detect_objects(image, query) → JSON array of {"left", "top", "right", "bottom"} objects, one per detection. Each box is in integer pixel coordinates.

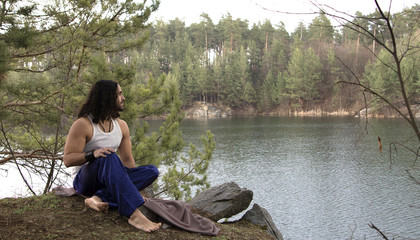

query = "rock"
[
  {"left": 139, "top": 204, "right": 158, "bottom": 222},
  {"left": 140, "top": 205, "right": 171, "bottom": 229},
  {"left": 241, "top": 204, "right": 283, "bottom": 240},
  {"left": 188, "top": 182, "right": 253, "bottom": 222},
  {"left": 357, "top": 108, "right": 371, "bottom": 118},
  {"left": 184, "top": 102, "right": 232, "bottom": 119}
]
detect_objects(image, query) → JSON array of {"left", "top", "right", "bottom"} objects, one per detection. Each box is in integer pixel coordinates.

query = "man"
[{"left": 63, "top": 80, "right": 161, "bottom": 232}]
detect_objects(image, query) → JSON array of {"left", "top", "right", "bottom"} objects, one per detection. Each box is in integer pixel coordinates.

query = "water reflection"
[{"left": 178, "top": 117, "right": 420, "bottom": 240}]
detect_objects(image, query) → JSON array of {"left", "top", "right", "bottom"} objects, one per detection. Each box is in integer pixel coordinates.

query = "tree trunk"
[
  {"left": 265, "top": 33, "right": 268, "bottom": 51},
  {"left": 230, "top": 32, "right": 233, "bottom": 52},
  {"left": 372, "top": 26, "right": 376, "bottom": 61},
  {"left": 356, "top": 32, "right": 360, "bottom": 71}
]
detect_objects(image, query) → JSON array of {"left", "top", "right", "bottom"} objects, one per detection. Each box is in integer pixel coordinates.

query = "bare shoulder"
[
  {"left": 116, "top": 118, "right": 129, "bottom": 134},
  {"left": 71, "top": 117, "right": 91, "bottom": 131},
  {"left": 64, "top": 117, "right": 91, "bottom": 154},
  {"left": 67, "top": 117, "right": 92, "bottom": 140}
]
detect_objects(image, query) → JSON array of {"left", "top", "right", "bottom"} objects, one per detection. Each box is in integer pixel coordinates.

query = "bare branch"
[
  {"left": 12, "top": 64, "right": 58, "bottom": 73},
  {"left": 251, "top": 0, "right": 320, "bottom": 17},
  {"left": 308, "top": 1, "right": 397, "bottom": 56},
  {"left": 406, "top": 169, "right": 420, "bottom": 186},
  {"left": 337, "top": 79, "right": 411, "bottom": 121},
  {"left": 0, "top": 150, "right": 63, "bottom": 165},
  {"left": 389, "top": 140, "right": 420, "bottom": 167},
  {"left": 369, "top": 222, "right": 390, "bottom": 240}
]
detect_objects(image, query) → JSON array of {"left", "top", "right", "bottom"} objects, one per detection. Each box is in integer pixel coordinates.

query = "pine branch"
[
  {"left": 3, "top": 89, "right": 61, "bottom": 109},
  {"left": 0, "top": 150, "right": 63, "bottom": 165}
]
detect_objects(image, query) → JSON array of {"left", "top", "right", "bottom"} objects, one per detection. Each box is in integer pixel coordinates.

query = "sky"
[{"left": 150, "top": 0, "right": 418, "bottom": 33}]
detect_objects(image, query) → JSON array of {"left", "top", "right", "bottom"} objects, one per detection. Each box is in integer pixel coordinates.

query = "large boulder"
[
  {"left": 188, "top": 182, "right": 253, "bottom": 222},
  {"left": 241, "top": 204, "right": 283, "bottom": 240},
  {"left": 184, "top": 102, "right": 232, "bottom": 119}
]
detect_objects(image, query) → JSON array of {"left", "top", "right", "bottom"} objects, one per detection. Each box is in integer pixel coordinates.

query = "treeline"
[{"left": 114, "top": 7, "right": 419, "bottom": 114}]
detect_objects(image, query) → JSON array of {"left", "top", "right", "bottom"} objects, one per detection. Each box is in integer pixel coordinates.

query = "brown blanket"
[
  {"left": 143, "top": 198, "right": 219, "bottom": 236},
  {"left": 52, "top": 186, "right": 219, "bottom": 236}
]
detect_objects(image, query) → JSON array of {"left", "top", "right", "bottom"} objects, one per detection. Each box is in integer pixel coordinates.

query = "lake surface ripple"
[{"left": 178, "top": 117, "right": 420, "bottom": 240}]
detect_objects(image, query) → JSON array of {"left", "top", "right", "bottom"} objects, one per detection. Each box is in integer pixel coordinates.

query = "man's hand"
[{"left": 94, "top": 148, "right": 115, "bottom": 158}]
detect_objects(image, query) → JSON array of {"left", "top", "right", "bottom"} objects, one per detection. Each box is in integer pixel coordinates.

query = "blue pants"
[{"left": 73, "top": 153, "right": 159, "bottom": 217}]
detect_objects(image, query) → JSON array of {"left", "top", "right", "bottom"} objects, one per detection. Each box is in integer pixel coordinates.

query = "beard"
[{"left": 116, "top": 100, "right": 124, "bottom": 111}]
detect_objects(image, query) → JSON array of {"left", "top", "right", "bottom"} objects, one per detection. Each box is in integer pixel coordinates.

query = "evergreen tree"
[
  {"left": 285, "top": 47, "right": 322, "bottom": 108},
  {"left": 238, "top": 46, "right": 256, "bottom": 105},
  {"left": 1, "top": 0, "right": 161, "bottom": 195},
  {"left": 179, "top": 41, "right": 197, "bottom": 104},
  {"left": 259, "top": 69, "right": 276, "bottom": 110},
  {"left": 1, "top": 0, "right": 215, "bottom": 200},
  {"left": 307, "top": 13, "right": 334, "bottom": 43},
  {"left": 291, "top": 22, "right": 308, "bottom": 43},
  {"left": 212, "top": 53, "right": 224, "bottom": 104},
  {"left": 363, "top": 48, "right": 420, "bottom": 111}
]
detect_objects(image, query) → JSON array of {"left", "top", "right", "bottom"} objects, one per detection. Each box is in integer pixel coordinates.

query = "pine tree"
[
  {"left": 1, "top": 0, "right": 215, "bottom": 200},
  {"left": 285, "top": 47, "right": 322, "bottom": 109}
]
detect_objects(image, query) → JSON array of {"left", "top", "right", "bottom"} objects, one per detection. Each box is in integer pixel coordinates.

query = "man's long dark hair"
[{"left": 78, "top": 80, "right": 120, "bottom": 123}]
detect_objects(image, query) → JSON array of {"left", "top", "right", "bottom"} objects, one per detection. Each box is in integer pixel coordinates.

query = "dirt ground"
[{"left": 0, "top": 193, "right": 274, "bottom": 240}]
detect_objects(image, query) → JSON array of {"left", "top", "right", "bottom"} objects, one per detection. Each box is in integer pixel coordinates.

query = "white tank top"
[
  {"left": 83, "top": 116, "right": 123, "bottom": 152},
  {"left": 69, "top": 116, "right": 123, "bottom": 180}
]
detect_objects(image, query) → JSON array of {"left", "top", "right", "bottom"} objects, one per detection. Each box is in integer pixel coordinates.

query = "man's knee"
[
  {"left": 98, "top": 152, "right": 121, "bottom": 164},
  {"left": 149, "top": 165, "right": 159, "bottom": 179},
  {"left": 95, "top": 152, "right": 126, "bottom": 174},
  {"left": 104, "top": 152, "right": 118, "bottom": 159}
]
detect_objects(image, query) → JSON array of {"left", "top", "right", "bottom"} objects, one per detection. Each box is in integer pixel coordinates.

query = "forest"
[
  {"left": 117, "top": 5, "right": 420, "bottom": 116},
  {"left": 0, "top": 0, "right": 419, "bottom": 200}
]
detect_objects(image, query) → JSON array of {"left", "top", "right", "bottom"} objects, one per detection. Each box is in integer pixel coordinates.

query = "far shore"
[{"left": 180, "top": 102, "right": 420, "bottom": 119}]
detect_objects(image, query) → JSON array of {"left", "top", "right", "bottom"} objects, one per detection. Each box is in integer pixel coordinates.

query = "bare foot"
[
  {"left": 85, "top": 196, "right": 109, "bottom": 213},
  {"left": 128, "top": 209, "right": 161, "bottom": 232}
]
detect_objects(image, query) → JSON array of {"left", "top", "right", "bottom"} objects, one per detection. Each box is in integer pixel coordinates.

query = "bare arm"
[
  {"left": 117, "top": 119, "right": 136, "bottom": 169},
  {"left": 63, "top": 117, "right": 114, "bottom": 167}
]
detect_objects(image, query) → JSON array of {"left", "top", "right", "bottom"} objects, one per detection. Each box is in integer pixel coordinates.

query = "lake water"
[
  {"left": 1, "top": 116, "right": 420, "bottom": 239},
  {"left": 177, "top": 117, "right": 420, "bottom": 240}
]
